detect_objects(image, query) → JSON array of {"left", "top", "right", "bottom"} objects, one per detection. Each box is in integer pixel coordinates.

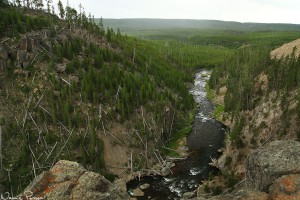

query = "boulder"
[
  {"left": 161, "top": 167, "right": 171, "bottom": 176},
  {"left": 49, "top": 160, "right": 86, "bottom": 183},
  {"left": 71, "top": 172, "right": 111, "bottom": 200},
  {"left": 246, "top": 140, "right": 300, "bottom": 191},
  {"left": 55, "top": 64, "right": 66, "bottom": 73},
  {"left": 139, "top": 183, "right": 150, "bottom": 190},
  {"left": 109, "top": 179, "right": 130, "bottom": 200},
  {"left": 20, "top": 160, "right": 130, "bottom": 200},
  {"left": 183, "top": 191, "right": 196, "bottom": 199},
  {"left": 69, "top": 75, "right": 79, "bottom": 83},
  {"left": 132, "top": 187, "right": 144, "bottom": 197},
  {"left": 269, "top": 174, "right": 300, "bottom": 200}
]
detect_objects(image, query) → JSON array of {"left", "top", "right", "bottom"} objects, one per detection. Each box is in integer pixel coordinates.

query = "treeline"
[{"left": 0, "top": 0, "right": 107, "bottom": 38}]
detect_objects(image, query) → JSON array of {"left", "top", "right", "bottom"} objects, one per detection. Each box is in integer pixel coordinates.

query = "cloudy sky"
[{"left": 54, "top": 0, "right": 300, "bottom": 24}]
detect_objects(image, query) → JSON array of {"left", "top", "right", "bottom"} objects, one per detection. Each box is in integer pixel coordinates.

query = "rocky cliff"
[
  {"left": 195, "top": 39, "right": 300, "bottom": 200},
  {"left": 195, "top": 140, "right": 300, "bottom": 200}
]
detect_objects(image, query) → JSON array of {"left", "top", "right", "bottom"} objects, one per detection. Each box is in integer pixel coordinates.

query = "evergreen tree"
[
  {"left": 16, "top": 0, "right": 21, "bottom": 7},
  {"left": 46, "top": 0, "right": 52, "bottom": 13},
  {"left": 98, "top": 17, "right": 105, "bottom": 36},
  {"left": 57, "top": 0, "right": 65, "bottom": 19}
]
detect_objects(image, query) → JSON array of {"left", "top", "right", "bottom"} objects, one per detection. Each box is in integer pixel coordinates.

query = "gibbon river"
[{"left": 127, "top": 70, "right": 227, "bottom": 199}]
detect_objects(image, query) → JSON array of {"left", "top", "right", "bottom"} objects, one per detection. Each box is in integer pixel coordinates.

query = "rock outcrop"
[
  {"left": 19, "top": 160, "right": 130, "bottom": 200},
  {"left": 246, "top": 140, "right": 300, "bottom": 191}
]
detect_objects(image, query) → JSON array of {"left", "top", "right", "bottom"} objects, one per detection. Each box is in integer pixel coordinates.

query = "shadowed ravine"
[{"left": 127, "top": 70, "right": 226, "bottom": 199}]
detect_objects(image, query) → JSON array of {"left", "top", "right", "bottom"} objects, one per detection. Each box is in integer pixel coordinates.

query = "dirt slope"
[{"left": 270, "top": 38, "right": 300, "bottom": 59}]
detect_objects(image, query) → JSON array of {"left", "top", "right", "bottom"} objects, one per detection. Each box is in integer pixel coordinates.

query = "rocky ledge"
[
  {"left": 194, "top": 140, "right": 300, "bottom": 200},
  {"left": 246, "top": 140, "right": 300, "bottom": 191},
  {"left": 19, "top": 160, "right": 130, "bottom": 200}
]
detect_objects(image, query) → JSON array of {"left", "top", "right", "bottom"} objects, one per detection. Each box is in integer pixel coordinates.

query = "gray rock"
[
  {"left": 55, "top": 64, "right": 66, "bottom": 73},
  {"left": 139, "top": 183, "right": 150, "bottom": 190},
  {"left": 71, "top": 172, "right": 111, "bottom": 200},
  {"left": 161, "top": 167, "right": 171, "bottom": 176},
  {"left": 109, "top": 179, "right": 130, "bottom": 200},
  {"left": 217, "top": 154, "right": 226, "bottom": 171},
  {"left": 49, "top": 160, "right": 86, "bottom": 183},
  {"left": 132, "top": 187, "right": 144, "bottom": 197},
  {"left": 69, "top": 75, "right": 79, "bottom": 83},
  {"left": 167, "top": 162, "right": 176, "bottom": 168},
  {"left": 246, "top": 140, "right": 300, "bottom": 191},
  {"left": 182, "top": 191, "right": 196, "bottom": 199}
]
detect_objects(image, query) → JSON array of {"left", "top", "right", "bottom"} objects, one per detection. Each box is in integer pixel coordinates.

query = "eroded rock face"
[
  {"left": 246, "top": 140, "right": 300, "bottom": 191},
  {"left": 20, "top": 160, "right": 130, "bottom": 200}
]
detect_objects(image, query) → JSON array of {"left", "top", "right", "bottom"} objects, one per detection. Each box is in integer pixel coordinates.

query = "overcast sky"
[{"left": 54, "top": 0, "right": 300, "bottom": 24}]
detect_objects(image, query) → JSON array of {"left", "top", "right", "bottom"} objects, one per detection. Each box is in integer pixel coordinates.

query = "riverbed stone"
[
  {"left": 132, "top": 187, "right": 144, "bottom": 197},
  {"left": 140, "top": 183, "right": 150, "bottom": 190},
  {"left": 161, "top": 167, "right": 171, "bottom": 176},
  {"left": 182, "top": 191, "right": 196, "bottom": 198},
  {"left": 246, "top": 140, "right": 300, "bottom": 191}
]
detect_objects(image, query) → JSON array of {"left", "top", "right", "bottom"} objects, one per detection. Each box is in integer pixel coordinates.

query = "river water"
[{"left": 127, "top": 70, "right": 226, "bottom": 199}]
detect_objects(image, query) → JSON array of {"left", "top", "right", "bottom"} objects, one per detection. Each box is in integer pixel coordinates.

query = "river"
[{"left": 127, "top": 70, "right": 226, "bottom": 199}]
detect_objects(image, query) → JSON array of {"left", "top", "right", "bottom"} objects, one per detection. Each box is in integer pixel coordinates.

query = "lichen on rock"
[{"left": 246, "top": 140, "right": 300, "bottom": 191}]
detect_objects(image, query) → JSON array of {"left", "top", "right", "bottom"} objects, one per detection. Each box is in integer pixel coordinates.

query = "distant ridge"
[{"left": 100, "top": 18, "right": 300, "bottom": 32}]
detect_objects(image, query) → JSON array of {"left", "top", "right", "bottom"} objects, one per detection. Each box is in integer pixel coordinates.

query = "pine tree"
[
  {"left": 57, "top": 0, "right": 65, "bottom": 19},
  {"left": 98, "top": 17, "right": 105, "bottom": 36},
  {"left": 46, "top": 0, "right": 52, "bottom": 13},
  {"left": 16, "top": 0, "right": 21, "bottom": 7}
]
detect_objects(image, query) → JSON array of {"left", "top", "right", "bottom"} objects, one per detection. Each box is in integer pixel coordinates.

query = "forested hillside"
[
  {"left": 203, "top": 37, "right": 300, "bottom": 194},
  {"left": 0, "top": 1, "right": 197, "bottom": 195}
]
